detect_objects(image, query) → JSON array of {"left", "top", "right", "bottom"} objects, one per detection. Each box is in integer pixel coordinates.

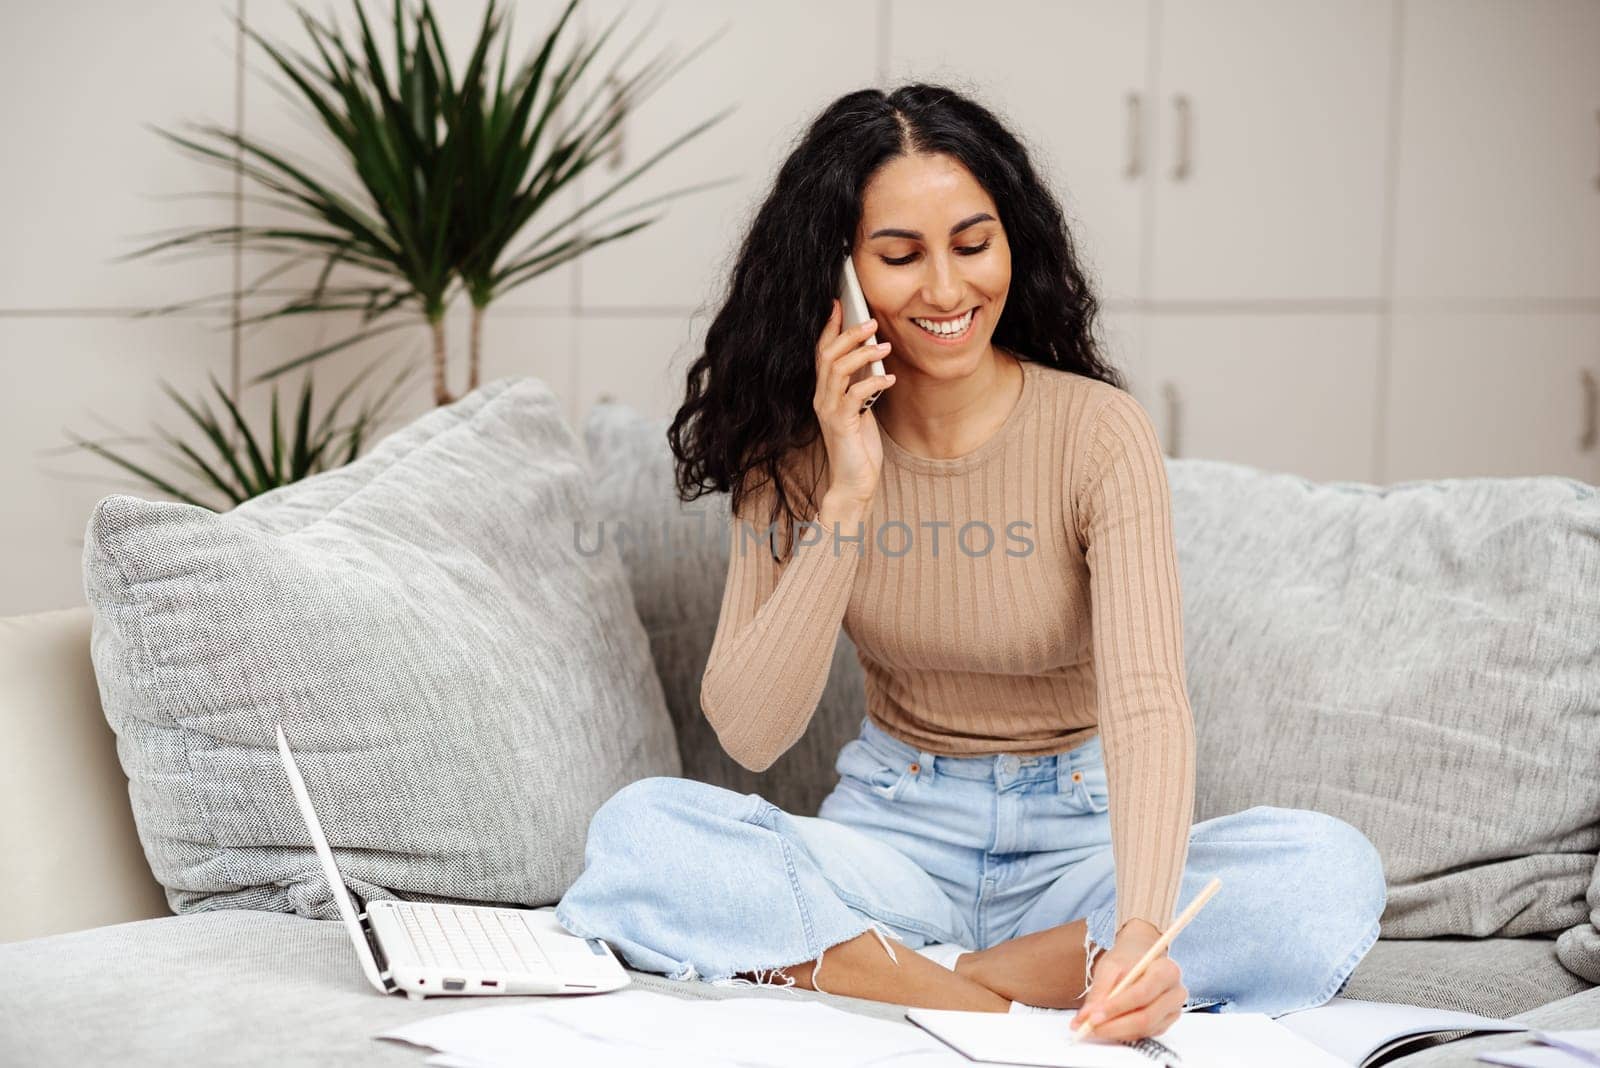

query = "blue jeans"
[{"left": 555, "top": 715, "right": 1386, "bottom": 1017}]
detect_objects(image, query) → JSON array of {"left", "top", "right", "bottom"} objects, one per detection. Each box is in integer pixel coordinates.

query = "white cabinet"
[
  {"left": 1384, "top": 313, "right": 1600, "bottom": 481},
  {"left": 1137, "top": 314, "right": 1384, "bottom": 481},
  {"left": 887, "top": 0, "right": 1396, "bottom": 305},
  {"left": 1098, "top": 310, "right": 1149, "bottom": 399},
  {"left": 1147, "top": 0, "right": 1394, "bottom": 302},
  {"left": 1392, "top": 0, "right": 1600, "bottom": 302},
  {"left": 885, "top": 0, "right": 1151, "bottom": 303},
  {"left": 575, "top": 0, "right": 877, "bottom": 310}
]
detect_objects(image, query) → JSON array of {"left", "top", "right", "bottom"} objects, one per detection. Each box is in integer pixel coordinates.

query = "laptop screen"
[{"left": 275, "top": 724, "right": 390, "bottom": 994}]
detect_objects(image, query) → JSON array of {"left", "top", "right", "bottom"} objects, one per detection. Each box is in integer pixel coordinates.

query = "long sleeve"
[
  {"left": 1074, "top": 390, "right": 1198, "bottom": 935},
  {"left": 699, "top": 472, "right": 863, "bottom": 772}
]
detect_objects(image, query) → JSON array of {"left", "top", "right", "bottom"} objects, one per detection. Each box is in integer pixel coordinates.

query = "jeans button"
[{"left": 999, "top": 756, "right": 1019, "bottom": 775}]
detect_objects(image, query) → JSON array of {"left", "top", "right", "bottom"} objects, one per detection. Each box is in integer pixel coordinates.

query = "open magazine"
[{"left": 1276, "top": 997, "right": 1531, "bottom": 1067}]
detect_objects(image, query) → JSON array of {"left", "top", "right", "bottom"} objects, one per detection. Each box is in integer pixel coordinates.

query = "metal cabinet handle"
[
  {"left": 1581, "top": 368, "right": 1597, "bottom": 452},
  {"left": 1593, "top": 110, "right": 1600, "bottom": 192},
  {"left": 1125, "top": 92, "right": 1143, "bottom": 179},
  {"left": 1171, "top": 94, "right": 1192, "bottom": 181},
  {"left": 1162, "top": 382, "right": 1182, "bottom": 458}
]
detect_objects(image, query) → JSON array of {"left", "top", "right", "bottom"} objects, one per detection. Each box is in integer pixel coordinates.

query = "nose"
[{"left": 920, "top": 252, "right": 966, "bottom": 313}]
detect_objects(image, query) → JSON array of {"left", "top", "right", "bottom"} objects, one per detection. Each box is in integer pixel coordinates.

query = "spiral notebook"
[{"left": 905, "top": 1006, "right": 1350, "bottom": 1067}]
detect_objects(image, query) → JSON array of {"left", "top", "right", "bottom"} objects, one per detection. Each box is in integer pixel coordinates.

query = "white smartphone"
[{"left": 838, "top": 252, "right": 887, "bottom": 410}]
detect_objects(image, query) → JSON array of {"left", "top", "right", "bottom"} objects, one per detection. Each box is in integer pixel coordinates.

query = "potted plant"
[
  {"left": 124, "top": 0, "right": 732, "bottom": 406},
  {"left": 64, "top": 360, "right": 417, "bottom": 509}
]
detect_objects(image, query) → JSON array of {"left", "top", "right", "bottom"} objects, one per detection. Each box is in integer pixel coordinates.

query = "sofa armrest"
[{"left": 0, "top": 607, "right": 168, "bottom": 941}]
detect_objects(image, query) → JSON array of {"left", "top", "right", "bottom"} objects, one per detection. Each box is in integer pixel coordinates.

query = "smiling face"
[{"left": 852, "top": 152, "right": 1011, "bottom": 382}]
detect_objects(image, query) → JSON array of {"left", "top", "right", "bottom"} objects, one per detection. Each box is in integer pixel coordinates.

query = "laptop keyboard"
[{"left": 391, "top": 904, "right": 557, "bottom": 976}]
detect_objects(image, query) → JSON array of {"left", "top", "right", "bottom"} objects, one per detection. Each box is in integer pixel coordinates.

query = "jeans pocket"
[
  {"left": 1068, "top": 759, "right": 1110, "bottom": 815},
  {"left": 835, "top": 739, "right": 913, "bottom": 802}
]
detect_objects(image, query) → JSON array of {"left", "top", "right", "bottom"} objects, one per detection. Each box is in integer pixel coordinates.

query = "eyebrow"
[{"left": 868, "top": 212, "right": 996, "bottom": 241}]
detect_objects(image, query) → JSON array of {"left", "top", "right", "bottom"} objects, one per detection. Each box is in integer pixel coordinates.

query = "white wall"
[{"left": 3, "top": 0, "right": 1597, "bottom": 615}]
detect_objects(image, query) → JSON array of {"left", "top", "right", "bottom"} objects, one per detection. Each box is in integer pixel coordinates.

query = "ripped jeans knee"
[
  {"left": 711, "top": 922, "right": 902, "bottom": 995},
  {"left": 1081, "top": 926, "right": 1107, "bottom": 999}
]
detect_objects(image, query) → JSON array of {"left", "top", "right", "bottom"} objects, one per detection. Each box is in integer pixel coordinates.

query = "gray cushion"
[
  {"left": 1556, "top": 851, "right": 1600, "bottom": 982},
  {"left": 1334, "top": 935, "right": 1587, "bottom": 1018},
  {"left": 0, "top": 912, "right": 1587, "bottom": 1066},
  {"left": 1170, "top": 464, "right": 1600, "bottom": 962},
  {"left": 583, "top": 400, "right": 865, "bottom": 818},
  {"left": 81, "top": 377, "right": 680, "bottom": 920}
]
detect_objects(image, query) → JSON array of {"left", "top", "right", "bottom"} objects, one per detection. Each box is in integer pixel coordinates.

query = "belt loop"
[{"left": 1059, "top": 751, "right": 1085, "bottom": 790}]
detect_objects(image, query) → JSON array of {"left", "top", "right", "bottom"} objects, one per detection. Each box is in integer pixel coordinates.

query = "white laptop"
[{"left": 275, "top": 723, "right": 631, "bottom": 1000}]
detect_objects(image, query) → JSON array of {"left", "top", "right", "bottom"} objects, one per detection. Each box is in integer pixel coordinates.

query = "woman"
[{"left": 555, "top": 83, "right": 1386, "bottom": 1041}]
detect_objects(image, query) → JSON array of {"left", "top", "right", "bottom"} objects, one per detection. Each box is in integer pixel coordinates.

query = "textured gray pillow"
[
  {"left": 582, "top": 400, "right": 866, "bottom": 819},
  {"left": 83, "top": 377, "right": 680, "bottom": 920},
  {"left": 1170, "top": 463, "right": 1600, "bottom": 963},
  {"left": 1558, "top": 854, "right": 1600, "bottom": 983}
]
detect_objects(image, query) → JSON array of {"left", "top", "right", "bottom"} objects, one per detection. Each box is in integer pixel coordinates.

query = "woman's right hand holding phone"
[{"left": 813, "top": 299, "right": 895, "bottom": 519}]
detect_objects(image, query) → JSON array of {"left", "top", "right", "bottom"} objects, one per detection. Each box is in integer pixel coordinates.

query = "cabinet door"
[
  {"left": 1383, "top": 313, "right": 1600, "bottom": 482},
  {"left": 1142, "top": 314, "right": 1383, "bottom": 481},
  {"left": 1148, "top": 0, "right": 1393, "bottom": 302},
  {"left": 1100, "top": 310, "right": 1149, "bottom": 401},
  {"left": 575, "top": 1, "right": 877, "bottom": 309},
  {"left": 1392, "top": 0, "right": 1600, "bottom": 302},
  {"left": 886, "top": 0, "right": 1152, "bottom": 303}
]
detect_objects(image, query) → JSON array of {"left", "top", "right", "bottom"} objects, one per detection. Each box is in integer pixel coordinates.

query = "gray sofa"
[{"left": 2, "top": 379, "right": 1597, "bottom": 1066}]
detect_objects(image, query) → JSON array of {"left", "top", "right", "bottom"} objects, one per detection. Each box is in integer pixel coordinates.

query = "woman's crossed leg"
[{"left": 553, "top": 776, "right": 1094, "bottom": 1012}]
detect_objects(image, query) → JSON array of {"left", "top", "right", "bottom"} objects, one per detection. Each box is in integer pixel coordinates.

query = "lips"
[{"left": 911, "top": 306, "right": 979, "bottom": 343}]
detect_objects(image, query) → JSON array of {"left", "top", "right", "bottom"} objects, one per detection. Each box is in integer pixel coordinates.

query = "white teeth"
[{"left": 912, "top": 309, "right": 974, "bottom": 336}]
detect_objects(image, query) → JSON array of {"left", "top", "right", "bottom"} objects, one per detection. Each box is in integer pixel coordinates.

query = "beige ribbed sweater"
[{"left": 699, "top": 358, "right": 1197, "bottom": 934}]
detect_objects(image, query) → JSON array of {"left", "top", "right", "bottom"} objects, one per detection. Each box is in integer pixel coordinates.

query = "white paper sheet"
[
  {"left": 1477, "top": 1049, "right": 1596, "bottom": 1068},
  {"left": 1534, "top": 1031, "right": 1600, "bottom": 1063}
]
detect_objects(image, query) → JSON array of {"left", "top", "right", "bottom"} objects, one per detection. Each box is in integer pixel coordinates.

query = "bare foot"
[
  {"left": 953, "top": 919, "right": 1092, "bottom": 1009},
  {"left": 734, "top": 930, "right": 1011, "bottom": 1011}
]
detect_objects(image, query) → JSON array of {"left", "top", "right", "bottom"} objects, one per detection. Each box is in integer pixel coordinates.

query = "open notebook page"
[{"left": 906, "top": 1006, "right": 1350, "bottom": 1068}]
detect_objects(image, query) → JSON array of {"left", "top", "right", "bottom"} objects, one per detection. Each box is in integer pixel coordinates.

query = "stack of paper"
[
  {"left": 377, "top": 988, "right": 1358, "bottom": 1068},
  {"left": 1477, "top": 1029, "right": 1600, "bottom": 1067},
  {"left": 378, "top": 989, "right": 965, "bottom": 1067}
]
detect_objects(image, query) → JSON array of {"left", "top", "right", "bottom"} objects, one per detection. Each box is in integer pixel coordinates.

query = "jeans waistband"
[{"left": 855, "top": 716, "right": 1103, "bottom": 788}]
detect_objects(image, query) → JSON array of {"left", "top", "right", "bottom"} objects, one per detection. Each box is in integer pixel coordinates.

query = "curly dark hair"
[{"left": 666, "top": 82, "right": 1125, "bottom": 561}]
